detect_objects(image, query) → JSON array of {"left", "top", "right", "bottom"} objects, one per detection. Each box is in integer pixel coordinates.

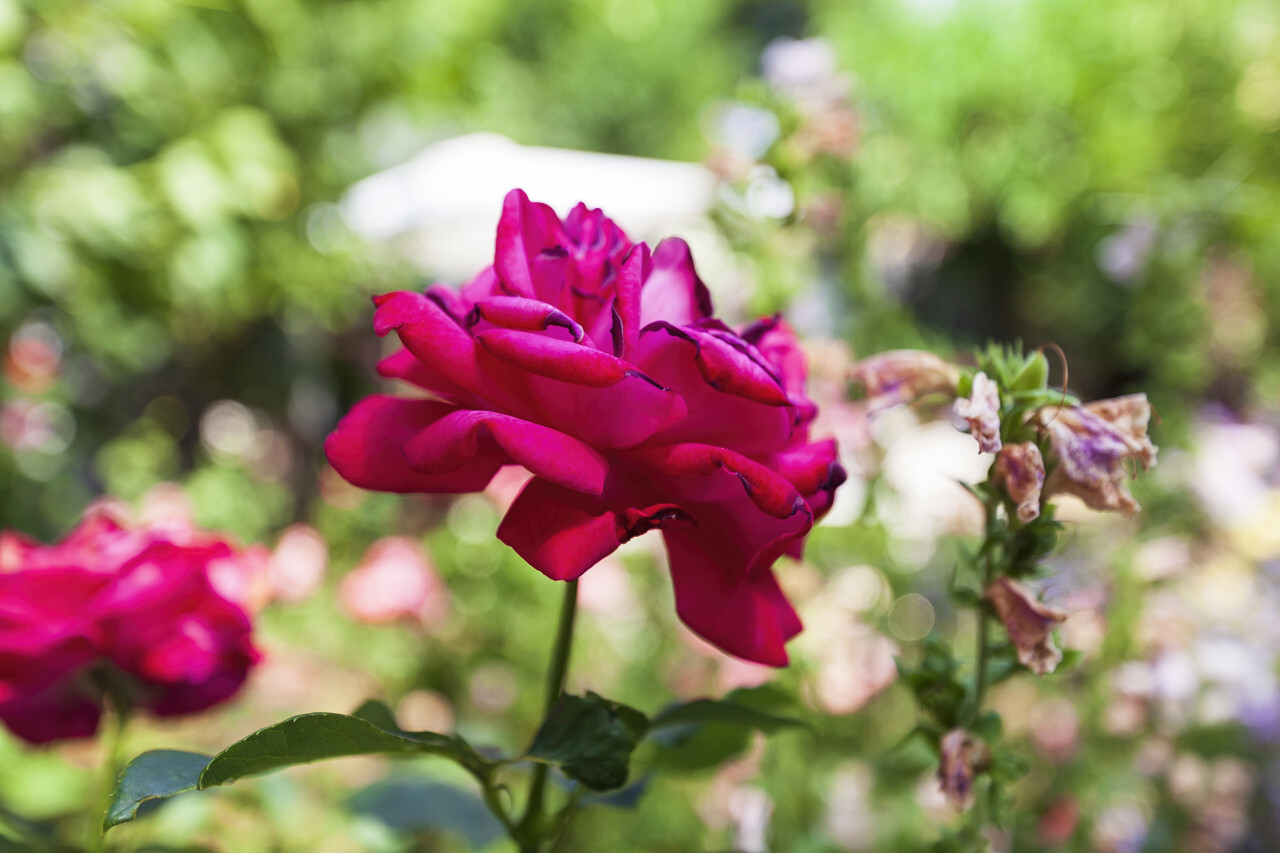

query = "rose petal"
[
  {"left": 640, "top": 238, "right": 714, "bottom": 326},
  {"left": 522, "top": 372, "right": 688, "bottom": 450},
  {"left": 475, "top": 329, "right": 633, "bottom": 388},
  {"left": 325, "top": 396, "right": 507, "bottom": 494},
  {"left": 495, "top": 189, "right": 562, "bottom": 299},
  {"left": 625, "top": 443, "right": 807, "bottom": 520},
  {"left": 643, "top": 322, "right": 790, "bottom": 407},
  {"left": 403, "top": 409, "right": 608, "bottom": 495},
  {"left": 740, "top": 316, "right": 818, "bottom": 424},
  {"left": 373, "top": 290, "right": 535, "bottom": 415},
  {"left": 662, "top": 524, "right": 803, "bottom": 667},
  {"left": 611, "top": 244, "right": 647, "bottom": 360},
  {"left": 376, "top": 348, "right": 476, "bottom": 405},
  {"left": 496, "top": 477, "right": 691, "bottom": 580},
  {"left": 634, "top": 326, "right": 795, "bottom": 455},
  {"left": 467, "top": 296, "right": 584, "bottom": 342}
]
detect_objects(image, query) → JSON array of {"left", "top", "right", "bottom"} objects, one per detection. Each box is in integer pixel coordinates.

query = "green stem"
[
  {"left": 90, "top": 704, "right": 128, "bottom": 853},
  {"left": 516, "top": 579, "right": 580, "bottom": 853},
  {"left": 968, "top": 496, "right": 1000, "bottom": 724}
]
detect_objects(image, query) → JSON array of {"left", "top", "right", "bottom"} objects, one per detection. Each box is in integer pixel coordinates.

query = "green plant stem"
[
  {"left": 516, "top": 579, "right": 580, "bottom": 853},
  {"left": 90, "top": 705, "right": 128, "bottom": 853},
  {"left": 968, "top": 496, "right": 1000, "bottom": 725}
]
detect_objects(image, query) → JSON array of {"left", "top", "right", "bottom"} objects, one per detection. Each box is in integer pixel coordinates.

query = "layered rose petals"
[
  {"left": 0, "top": 509, "right": 260, "bottom": 744},
  {"left": 326, "top": 189, "right": 845, "bottom": 665}
]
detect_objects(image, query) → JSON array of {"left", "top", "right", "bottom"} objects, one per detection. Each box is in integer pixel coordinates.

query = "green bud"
[{"left": 1010, "top": 352, "right": 1049, "bottom": 392}]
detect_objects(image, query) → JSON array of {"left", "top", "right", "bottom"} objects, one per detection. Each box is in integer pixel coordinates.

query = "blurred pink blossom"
[
  {"left": 338, "top": 537, "right": 449, "bottom": 627},
  {"left": 268, "top": 524, "right": 328, "bottom": 604}
]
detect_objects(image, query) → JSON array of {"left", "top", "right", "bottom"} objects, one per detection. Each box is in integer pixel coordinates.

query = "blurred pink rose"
[
  {"left": 326, "top": 189, "right": 844, "bottom": 666},
  {"left": 337, "top": 537, "right": 449, "bottom": 627},
  {"left": 0, "top": 507, "right": 261, "bottom": 744}
]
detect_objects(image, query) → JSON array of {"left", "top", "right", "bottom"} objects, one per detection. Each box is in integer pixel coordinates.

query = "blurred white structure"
[{"left": 341, "top": 132, "right": 720, "bottom": 283}]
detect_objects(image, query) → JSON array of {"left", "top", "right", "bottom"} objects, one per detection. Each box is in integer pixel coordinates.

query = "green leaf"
[
  {"left": 647, "top": 724, "right": 753, "bottom": 772},
  {"left": 648, "top": 698, "right": 803, "bottom": 737},
  {"left": 971, "top": 710, "right": 1003, "bottom": 744},
  {"left": 199, "top": 712, "right": 490, "bottom": 788},
  {"left": 526, "top": 693, "right": 647, "bottom": 792},
  {"left": 103, "top": 750, "right": 212, "bottom": 831},
  {"left": 105, "top": 703, "right": 496, "bottom": 831},
  {"left": 348, "top": 777, "right": 504, "bottom": 847}
]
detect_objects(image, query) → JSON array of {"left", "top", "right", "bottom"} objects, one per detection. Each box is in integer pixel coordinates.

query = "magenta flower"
[
  {"left": 325, "top": 190, "right": 844, "bottom": 665},
  {"left": 0, "top": 508, "right": 261, "bottom": 744}
]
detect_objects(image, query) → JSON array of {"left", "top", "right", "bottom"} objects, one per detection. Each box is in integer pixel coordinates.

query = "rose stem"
[
  {"left": 90, "top": 702, "right": 128, "bottom": 852},
  {"left": 517, "top": 578, "right": 580, "bottom": 852}
]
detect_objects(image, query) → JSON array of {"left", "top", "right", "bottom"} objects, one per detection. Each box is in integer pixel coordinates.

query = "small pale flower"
[
  {"left": 849, "top": 350, "right": 959, "bottom": 414},
  {"left": 938, "top": 728, "right": 988, "bottom": 811},
  {"left": 953, "top": 371, "right": 1002, "bottom": 453},
  {"left": 1036, "top": 394, "right": 1157, "bottom": 515},
  {"left": 985, "top": 576, "right": 1067, "bottom": 675},
  {"left": 994, "top": 442, "right": 1046, "bottom": 523}
]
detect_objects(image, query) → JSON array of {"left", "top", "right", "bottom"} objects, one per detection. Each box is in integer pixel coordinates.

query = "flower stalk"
[{"left": 515, "top": 578, "right": 580, "bottom": 852}]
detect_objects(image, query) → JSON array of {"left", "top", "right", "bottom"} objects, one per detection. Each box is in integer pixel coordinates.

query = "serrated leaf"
[
  {"left": 199, "top": 712, "right": 489, "bottom": 788},
  {"left": 526, "top": 693, "right": 646, "bottom": 792},
  {"left": 348, "top": 777, "right": 504, "bottom": 847},
  {"left": 104, "top": 750, "right": 212, "bottom": 831}
]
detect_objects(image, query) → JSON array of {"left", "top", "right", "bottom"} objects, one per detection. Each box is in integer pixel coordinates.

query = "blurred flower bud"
[
  {"left": 939, "top": 728, "right": 988, "bottom": 812},
  {"left": 849, "top": 350, "right": 959, "bottom": 414},
  {"left": 268, "top": 524, "right": 328, "bottom": 604},
  {"left": 986, "top": 576, "right": 1068, "bottom": 675},
  {"left": 338, "top": 537, "right": 449, "bottom": 627},
  {"left": 954, "top": 371, "right": 1002, "bottom": 454},
  {"left": 1036, "top": 394, "right": 1157, "bottom": 515},
  {"left": 994, "top": 442, "right": 1046, "bottom": 523}
]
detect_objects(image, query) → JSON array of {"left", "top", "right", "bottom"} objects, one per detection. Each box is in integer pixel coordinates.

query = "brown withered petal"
[
  {"left": 1035, "top": 394, "right": 1158, "bottom": 516},
  {"left": 849, "top": 350, "right": 960, "bottom": 414},
  {"left": 939, "top": 728, "right": 989, "bottom": 812},
  {"left": 985, "top": 575, "right": 1068, "bottom": 676},
  {"left": 994, "top": 442, "right": 1046, "bottom": 523},
  {"left": 954, "top": 371, "right": 1003, "bottom": 454}
]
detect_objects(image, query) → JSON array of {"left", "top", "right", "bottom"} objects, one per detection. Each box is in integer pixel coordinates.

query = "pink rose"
[
  {"left": 0, "top": 508, "right": 261, "bottom": 744},
  {"left": 326, "top": 189, "right": 844, "bottom": 666}
]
